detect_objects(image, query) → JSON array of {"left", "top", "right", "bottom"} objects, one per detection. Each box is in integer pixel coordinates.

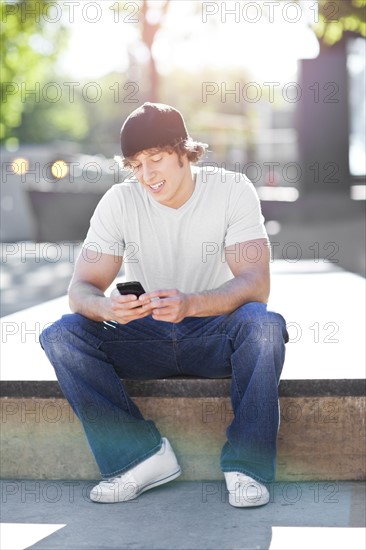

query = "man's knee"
[
  {"left": 227, "top": 302, "right": 268, "bottom": 333},
  {"left": 39, "top": 313, "right": 84, "bottom": 351},
  {"left": 234, "top": 301, "right": 267, "bottom": 320},
  {"left": 228, "top": 302, "right": 288, "bottom": 345}
]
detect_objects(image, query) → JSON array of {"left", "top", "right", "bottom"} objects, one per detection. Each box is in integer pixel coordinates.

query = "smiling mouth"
[{"left": 148, "top": 180, "right": 165, "bottom": 191}]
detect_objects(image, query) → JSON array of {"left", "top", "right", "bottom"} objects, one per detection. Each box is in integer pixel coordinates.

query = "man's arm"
[
  {"left": 188, "top": 238, "right": 270, "bottom": 316},
  {"left": 68, "top": 249, "right": 150, "bottom": 323},
  {"left": 140, "top": 238, "right": 270, "bottom": 321}
]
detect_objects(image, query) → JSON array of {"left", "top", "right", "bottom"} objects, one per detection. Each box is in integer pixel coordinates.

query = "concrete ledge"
[
  {"left": 1, "top": 395, "right": 365, "bottom": 481},
  {"left": 1, "top": 377, "right": 365, "bottom": 399},
  {"left": 1, "top": 377, "right": 365, "bottom": 481}
]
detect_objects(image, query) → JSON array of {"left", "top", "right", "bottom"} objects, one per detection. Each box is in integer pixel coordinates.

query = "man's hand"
[
  {"left": 139, "top": 289, "right": 191, "bottom": 323},
  {"left": 107, "top": 288, "right": 151, "bottom": 324}
]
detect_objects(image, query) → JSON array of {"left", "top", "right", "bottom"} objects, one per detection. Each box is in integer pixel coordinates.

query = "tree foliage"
[
  {"left": 315, "top": 0, "right": 366, "bottom": 45},
  {"left": 0, "top": 0, "right": 69, "bottom": 144}
]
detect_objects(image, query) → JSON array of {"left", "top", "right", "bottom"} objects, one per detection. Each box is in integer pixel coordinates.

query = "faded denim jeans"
[{"left": 40, "top": 302, "right": 288, "bottom": 482}]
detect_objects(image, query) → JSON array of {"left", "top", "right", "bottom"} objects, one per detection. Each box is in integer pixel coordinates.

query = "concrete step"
[
  {"left": 1, "top": 261, "right": 365, "bottom": 481},
  {"left": 1, "top": 380, "right": 365, "bottom": 481}
]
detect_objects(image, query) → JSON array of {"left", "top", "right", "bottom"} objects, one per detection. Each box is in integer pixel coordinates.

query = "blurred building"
[{"left": 0, "top": 144, "right": 126, "bottom": 241}]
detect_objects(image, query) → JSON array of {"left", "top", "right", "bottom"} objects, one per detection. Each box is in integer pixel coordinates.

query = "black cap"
[{"left": 120, "top": 102, "right": 189, "bottom": 158}]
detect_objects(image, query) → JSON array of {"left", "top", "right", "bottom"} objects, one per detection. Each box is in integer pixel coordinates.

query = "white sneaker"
[
  {"left": 90, "top": 437, "right": 181, "bottom": 503},
  {"left": 224, "top": 472, "right": 270, "bottom": 508}
]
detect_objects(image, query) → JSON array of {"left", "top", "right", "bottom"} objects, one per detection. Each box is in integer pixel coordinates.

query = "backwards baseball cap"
[{"left": 120, "top": 102, "right": 189, "bottom": 158}]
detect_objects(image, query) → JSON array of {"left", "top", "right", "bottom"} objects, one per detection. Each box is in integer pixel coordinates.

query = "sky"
[{"left": 56, "top": 1, "right": 320, "bottom": 82}]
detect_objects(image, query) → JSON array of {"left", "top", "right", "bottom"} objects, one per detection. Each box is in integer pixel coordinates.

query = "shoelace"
[
  {"left": 99, "top": 470, "right": 133, "bottom": 487},
  {"left": 231, "top": 473, "right": 265, "bottom": 502},
  {"left": 235, "top": 473, "right": 256, "bottom": 485}
]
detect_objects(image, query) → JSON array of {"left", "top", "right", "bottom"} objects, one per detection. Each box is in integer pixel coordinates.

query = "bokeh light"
[
  {"left": 265, "top": 220, "right": 282, "bottom": 235},
  {"left": 11, "top": 158, "right": 29, "bottom": 175},
  {"left": 51, "top": 160, "right": 68, "bottom": 179}
]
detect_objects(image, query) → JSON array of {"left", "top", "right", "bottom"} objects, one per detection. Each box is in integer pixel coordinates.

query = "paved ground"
[
  {"left": 1, "top": 480, "right": 365, "bottom": 550},
  {"left": 0, "top": 242, "right": 84, "bottom": 318}
]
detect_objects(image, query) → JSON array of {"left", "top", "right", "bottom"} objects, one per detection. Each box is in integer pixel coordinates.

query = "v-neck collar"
[{"left": 146, "top": 166, "right": 201, "bottom": 216}]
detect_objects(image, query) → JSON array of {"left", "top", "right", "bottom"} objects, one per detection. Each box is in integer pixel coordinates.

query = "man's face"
[{"left": 126, "top": 148, "right": 194, "bottom": 209}]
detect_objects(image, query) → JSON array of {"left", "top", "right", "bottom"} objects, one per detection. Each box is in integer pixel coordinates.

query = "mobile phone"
[{"left": 116, "top": 281, "right": 146, "bottom": 297}]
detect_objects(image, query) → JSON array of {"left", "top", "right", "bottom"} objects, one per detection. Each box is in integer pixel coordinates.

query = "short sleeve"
[
  {"left": 224, "top": 175, "right": 268, "bottom": 247},
  {"left": 82, "top": 186, "right": 125, "bottom": 257}
]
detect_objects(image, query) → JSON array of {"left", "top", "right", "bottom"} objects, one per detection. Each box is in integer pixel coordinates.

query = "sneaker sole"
[
  {"left": 91, "top": 467, "right": 182, "bottom": 503},
  {"left": 137, "top": 467, "right": 182, "bottom": 497},
  {"left": 228, "top": 493, "right": 270, "bottom": 508}
]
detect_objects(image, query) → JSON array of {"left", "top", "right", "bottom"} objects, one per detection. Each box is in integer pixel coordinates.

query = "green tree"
[
  {"left": 315, "top": 0, "right": 366, "bottom": 45},
  {"left": 1, "top": 0, "right": 69, "bottom": 145}
]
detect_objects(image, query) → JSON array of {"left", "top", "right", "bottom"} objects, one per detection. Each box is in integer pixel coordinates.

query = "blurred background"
[{"left": 1, "top": 0, "right": 365, "bottom": 316}]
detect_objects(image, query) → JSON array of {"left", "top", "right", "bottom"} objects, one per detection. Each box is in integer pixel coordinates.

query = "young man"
[{"left": 40, "top": 102, "right": 288, "bottom": 507}]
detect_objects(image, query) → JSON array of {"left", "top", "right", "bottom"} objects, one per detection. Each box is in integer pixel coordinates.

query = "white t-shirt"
[{"left": 82, "top": 166, "right": 268, "bottom": 293}]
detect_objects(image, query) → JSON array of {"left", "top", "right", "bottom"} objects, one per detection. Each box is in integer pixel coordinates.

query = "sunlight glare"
[{"left": 57, "top": 1, "right": 319, "bottom": 81}]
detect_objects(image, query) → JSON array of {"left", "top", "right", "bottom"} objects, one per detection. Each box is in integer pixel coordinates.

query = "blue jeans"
[{"left": 40, "top": 302, "right": 288, "bottom": 483}]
